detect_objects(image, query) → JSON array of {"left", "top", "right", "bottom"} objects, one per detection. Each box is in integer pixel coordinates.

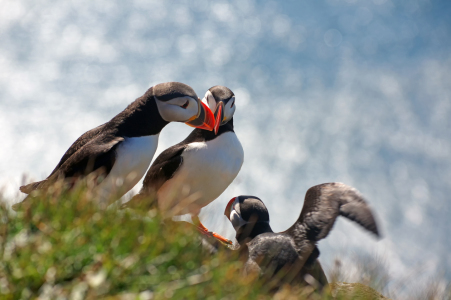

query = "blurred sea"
[{"left": 1, "top": 0, "right": 450, "bottom": 298}]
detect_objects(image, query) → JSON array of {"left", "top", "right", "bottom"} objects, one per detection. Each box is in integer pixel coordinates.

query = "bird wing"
[
  {"left": 13, "top": 136, "right": 123, "bottom": 211},
  {"left": 57, "top": 135, "right": 124, "bottom": 177},
  {"left": 285, "top": 182, "right": 380, "bottom": 243},
  {"left": 22, "top": 136, "right": 123, "bottom": 193},
  {"left": 19, "top": 123, "right": 107, "bottom": 194},
  {"left": 122, "top": 145, "right": 185, "bottom": 210}
]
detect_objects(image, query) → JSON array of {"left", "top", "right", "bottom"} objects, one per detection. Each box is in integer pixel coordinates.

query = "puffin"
[
  {"left": 13, "top": 82, "right": 215, "bottom": 209},
  {"left": 123, "top": 86, "right": 243, "bottom": 244},
  {"left": 224, "top": 183, "right": 380, "bottom": 289}
]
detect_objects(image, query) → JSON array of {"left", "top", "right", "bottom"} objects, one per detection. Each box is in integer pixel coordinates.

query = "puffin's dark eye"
[
  {"left": 181, "top": 99, "right": 189, "bottom": 109},
  {"left": 230, "top": 100, "right": 235, "bottom": 108}
]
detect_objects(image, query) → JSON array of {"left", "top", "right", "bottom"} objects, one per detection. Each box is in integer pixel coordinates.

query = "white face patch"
[
  {"left": 229, "top": 197, "right": 248, "bottom": 230},
  {"left": 155, "top": 96, "right": 199, "bottom": 122},
  {"left": 203, "top": 90, "right": 217, "bottom": 112},
  {"left": 232, "top": 196, "right": 241, "bottom": 215},
  {"left": 222, "top": 96, "right": 236, "bottom": 123},
  {"left": 230, "top": 208, "right": 248, "bottom": 230},
  {"left": 203, "top": 92, "right": 236, "bottom": 124}
]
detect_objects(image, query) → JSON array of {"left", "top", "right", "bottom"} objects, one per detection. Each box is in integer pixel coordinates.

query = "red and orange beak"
[
  {"left": 185, "top": 100, "right": 215, "bottom": 131},
  {"left": 214, "top": 101, "right": 225, "bottom": 135},
  {"left": 224, "top": 197, "right": 236, "bottom": 220}
]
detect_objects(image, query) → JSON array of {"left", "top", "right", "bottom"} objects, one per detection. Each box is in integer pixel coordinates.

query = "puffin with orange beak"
[
  {"left": 123, "top": 86, "right": 243, "bottom": 244},
  {"left": 224, "top": 183, "right": 380, "bottom": 289},
  {"left": 14, "top": 82, "right": 215, "bottom": 209}
]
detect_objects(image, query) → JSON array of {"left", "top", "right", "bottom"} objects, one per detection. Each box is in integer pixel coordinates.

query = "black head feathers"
[
  {"left": 209, "top": 85, "right": 234, "bottom": 103},
  {"left": 151, "top": 82, "right": 198, "bottom": 101}
]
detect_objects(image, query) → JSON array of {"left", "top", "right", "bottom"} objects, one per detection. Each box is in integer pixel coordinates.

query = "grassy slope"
[{"left": 1, "top": 185, "right": 392, "bottom": 300}]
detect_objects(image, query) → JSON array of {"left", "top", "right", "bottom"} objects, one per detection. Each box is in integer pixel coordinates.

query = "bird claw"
[
  {"left": 197, "top": 228, "right": 232, "bottom": 245},
  {"left": 210, "top": 231, "right": 233, "bottom": 245},
  {"left": 192, "top": 216, "right": 232, "bottom": 245}
]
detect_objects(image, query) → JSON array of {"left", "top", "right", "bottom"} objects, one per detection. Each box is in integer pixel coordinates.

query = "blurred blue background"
[{"left": 1, "top": 0, "right": 450, "bottom": 298}]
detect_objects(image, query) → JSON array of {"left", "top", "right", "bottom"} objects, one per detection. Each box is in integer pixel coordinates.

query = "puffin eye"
[
  {"left": 230, "top": 100, "right": 235, "bottom": 108},
  {"left": 181, "top": 99, "right": 189, "bottom": 109}
]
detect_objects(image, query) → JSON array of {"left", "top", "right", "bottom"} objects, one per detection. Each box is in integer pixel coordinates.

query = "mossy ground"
[{"left": 0, "top": 182, "right": 426, "bottom": 299}]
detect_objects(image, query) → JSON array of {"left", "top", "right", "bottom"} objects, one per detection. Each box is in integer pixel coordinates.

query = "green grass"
[{"left": 0, "top": 182, "right": 397, "bottom": 299}]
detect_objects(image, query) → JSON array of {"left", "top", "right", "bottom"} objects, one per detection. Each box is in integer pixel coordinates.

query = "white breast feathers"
[
  {"left": 95, "top": 135, "right": 159, "bottom": 203},
  {"left": 157, "top": 132, "right": 244, "bottom": 216}
]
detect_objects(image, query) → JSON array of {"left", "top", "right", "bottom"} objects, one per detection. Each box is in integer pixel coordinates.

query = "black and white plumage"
[
  {"left": 14, "top": 82, "right": 215, "bottom": 209},
  {"left": 124, "top": 86, "right": 243, "bottom": 243},
  {"left": 224, "top": 183, "right": 380, "bottom": 288}
]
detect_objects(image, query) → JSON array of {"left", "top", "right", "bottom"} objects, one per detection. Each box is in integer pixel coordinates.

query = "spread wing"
[
  {"left": 121, "top": 145, "right": 185, "bottom": 210},
  {"left": 20, "top": 124, "right": 107, "bottom": 194},
  {"left": 285, "top": 182, "right": 380, "bottom": 243}
]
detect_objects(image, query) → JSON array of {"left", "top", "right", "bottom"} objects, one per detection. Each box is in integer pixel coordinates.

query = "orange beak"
[
  {"left": 214, "top": 101, "right": 224, "bottom": 135},
  {"left": 185, "top": 100, "right": 215, "bottom": 131},
  {"left": 224, "top": 197, "right": 236, "bottom": 220}
]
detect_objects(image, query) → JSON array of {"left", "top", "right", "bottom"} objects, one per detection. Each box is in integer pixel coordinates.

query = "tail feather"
[
  {"left": 11, "top": 202, "right": 22, "bottom": 211},
  {"left": 19, "top": 181, "right": 44, "bottom": 194},
  {"left": 12, "top": 194, "right": 31, "bottom": 211}
]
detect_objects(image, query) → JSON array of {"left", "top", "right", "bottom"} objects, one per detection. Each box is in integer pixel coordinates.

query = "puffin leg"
[{"left": 191, "top": 215, "right": 232, "bottom": 245}]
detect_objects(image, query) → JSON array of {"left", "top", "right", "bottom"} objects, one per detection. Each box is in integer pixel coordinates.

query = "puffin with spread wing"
[{"left": 224, "top": 183, "right": 380, "bottom": 289}]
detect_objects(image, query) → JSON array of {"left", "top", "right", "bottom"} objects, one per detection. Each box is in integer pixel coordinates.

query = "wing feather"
[
  {"left": 19, "top": 124, "right": 107, "bottom": 194},
  {"left": 13, "top": 136, "right": 123, "bottom": 211},
  {"left": 286, "top": 183, "right": 380, "bottom": 243},
  {"left": 121, "top": 145, "right": 185, "bottom": 210}
]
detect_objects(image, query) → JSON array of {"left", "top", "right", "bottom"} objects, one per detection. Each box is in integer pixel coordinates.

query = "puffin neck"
[
  {"left": 236, "top": 221, "right": 273, "bottom": 246},
  {"left": 205, "top": 117, "right": 234, "bottom": 141},
  {"left": 113, "top": 95, "right": 169, "bottom": 137}
]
